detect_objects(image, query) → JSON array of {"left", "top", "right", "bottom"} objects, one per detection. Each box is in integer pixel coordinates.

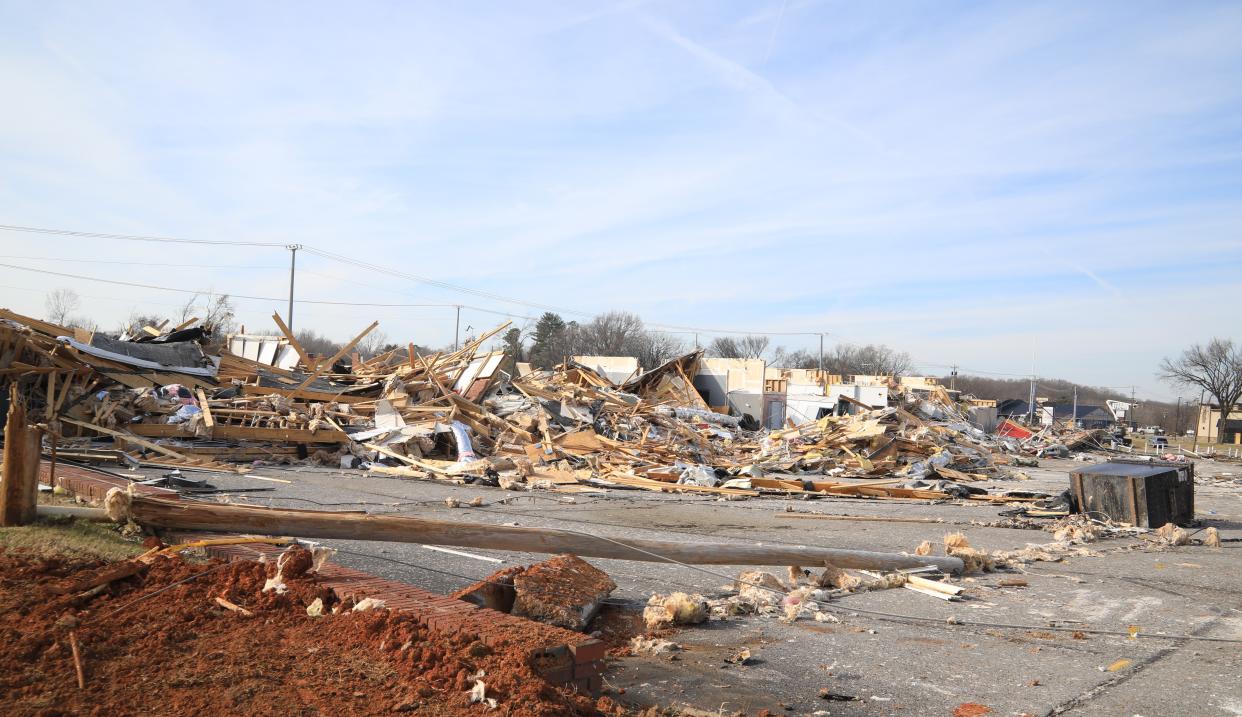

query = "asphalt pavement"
[{"left": 140, "top": 456, "right": 1242, "bottom": 716}]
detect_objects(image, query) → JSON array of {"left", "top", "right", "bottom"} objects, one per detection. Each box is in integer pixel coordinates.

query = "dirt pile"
[{"left": 0, "top": 547, "right": 623, "bottom": 716}]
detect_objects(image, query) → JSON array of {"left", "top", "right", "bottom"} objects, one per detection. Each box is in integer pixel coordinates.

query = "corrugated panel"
[
  {"left": 274, "top": 345, "right": 300, "bottom": 370},
  {"left": 256, "top": 339, "right": 279, "bottom": 365}
]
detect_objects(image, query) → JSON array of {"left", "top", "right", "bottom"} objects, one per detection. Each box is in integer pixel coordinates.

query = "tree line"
[
  {"left": 503, "top": 310, "right": 914, "bottom": 377},
  {"left": 44, "top": 288, "right": 1239, "bottom": 441}
]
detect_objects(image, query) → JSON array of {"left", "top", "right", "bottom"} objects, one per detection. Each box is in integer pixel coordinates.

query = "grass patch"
[{"left": 0, "top": 517, "right": 145, "bottom": 561}]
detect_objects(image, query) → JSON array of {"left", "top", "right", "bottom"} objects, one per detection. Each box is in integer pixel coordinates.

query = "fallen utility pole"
[
  {"left": 1, "top": 386, "right": 42, "bottom": 526},
  {"left": 105, "top": 490, "right": 964, "bottom": 573}
]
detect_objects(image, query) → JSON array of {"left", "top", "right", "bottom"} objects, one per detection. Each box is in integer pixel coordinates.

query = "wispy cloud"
[{"left": 0, "top": 1, "right": 1239, "bottom": 397}]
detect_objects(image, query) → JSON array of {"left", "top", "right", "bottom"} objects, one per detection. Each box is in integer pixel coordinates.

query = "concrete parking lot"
[{"left": 153, "top": 456, "right": 1242, "bottom": 716}]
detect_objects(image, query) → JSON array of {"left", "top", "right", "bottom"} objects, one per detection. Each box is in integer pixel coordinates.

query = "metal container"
[{"left": 1069, "top": 461, "right": 1194, "bottom": 527}]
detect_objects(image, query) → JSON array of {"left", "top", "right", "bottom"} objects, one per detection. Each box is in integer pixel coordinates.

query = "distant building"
[
  {"left": 693, "top": 358, "right": 766, "bottom": 425},
  {"left": 996, "top": 399, "right": 1113, "bottom": 429},
  {"left": 759, "top": 368, "right": 891, "bottom": 428},
  {"left": 897, "top": 376, "right": 942, "bottom": 391},
  {"left": 571, "top": 356, "right": 640, "bottom": 385},
  {"left": 996, "top": 398, "right": 1033, "bottom": 419},
  {"left": 1041, "top": 403, "right": 1114, "bottom": 429},
  {"left": 1196, "top": 403, "right": 1242, "bottom": 443}
]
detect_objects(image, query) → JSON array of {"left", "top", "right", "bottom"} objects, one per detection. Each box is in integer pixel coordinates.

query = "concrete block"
[{"left": 511, "top": 554, "right": 616, "bottom": 631}]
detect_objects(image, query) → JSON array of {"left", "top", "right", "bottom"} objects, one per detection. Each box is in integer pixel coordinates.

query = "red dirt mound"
[{"left": 0, "top": 547, "right": 624, "bottom": 717}]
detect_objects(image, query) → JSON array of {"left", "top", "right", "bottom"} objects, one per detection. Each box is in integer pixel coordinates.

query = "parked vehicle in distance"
[{"left": 1151, "top": 436, "right": 1169, "bottom": 450}]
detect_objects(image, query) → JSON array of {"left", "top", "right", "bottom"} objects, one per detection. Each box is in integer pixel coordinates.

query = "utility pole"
[
  {"left": 1071, "top": 387, "right": 1078, "bottom": 428},
  {"left": 949, "top": 364, "right": 958, "bottom": 391},
  {"left": 454, "top": 305, "right": 461, "bottom": 351},
  {"left": 286, "top": 244, "right": 301, "bottom": 334},
  {"left": 1130, "top": 386, "right": 1137, "bottom": 430},
  {"left": 694, "top": 332, "right": 699, "bottom": 350},
  {"left": 1175, "top": 396, "right": 1182, "bottom": 435},
  {"left": 1027, "top": 347, "right": 1036, "bottom": 425},
  {"left": 1194, "top": 389, "right": 1204, "bottom": 450},
  {"left": 818, "top": 333, "right": 824, "bottom": 374}
]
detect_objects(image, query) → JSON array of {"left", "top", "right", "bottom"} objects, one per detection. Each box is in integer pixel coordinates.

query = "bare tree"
[
  {"left": 199, "top": 294, "right": 236, "bottom": 337},
  {"left": 708, "top": 337, "right": 739, "bottom": 358},
  {"left": 632, "top": 331, "right": 686, "bottom": 370},
  {"left": 45, "top": 289, "right": 81, "bottom": 325},
  {"left": 1160, "top": 339, "right": 1242, "bottom": 443},
  {"left": 738, "top": 334, "right": 770, "bottom": 359},
  {"left": 356, "top": 330, "right": 391, "bottom": 359},
  {"left": 708, "top": 335, "right": 769, "bottom": 359},
  {"left": 119, "top": 312, "right": 168, "bottom": 338},
  {"left": 825, "top": 344, "right": 914, "bottom": 377},
  {"left": 569, "top": 311, "right": 648, "bottom": 357},
  {"left": 171, "top": 292, "right": 236, "bottom": 341},
  {"left": 769, "top": 346, "right": 818, "bottom": 369},
  {"left": 177, "top": 294, "right": 199, "bottom": 324},
  {"left": 295, "top": 329, "right": 344, "bottom": 358}
]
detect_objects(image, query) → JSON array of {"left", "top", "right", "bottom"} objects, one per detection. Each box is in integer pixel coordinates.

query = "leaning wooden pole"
[
  {"left": 105, "top": 490, "right": 964, "bottom": 573},
  {"left": 1, "top": 386, "right": 43, "bottom": 526}
]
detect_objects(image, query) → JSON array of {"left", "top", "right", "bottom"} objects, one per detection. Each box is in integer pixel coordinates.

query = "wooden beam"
[
  {"left": 291, "top": 321, "right": 378, "bottom": 393},
  {"left": 62, "top": 417, "right": 192, "bottom": 461},
  {"left": 237, "top": 383, "right": 372, "bottom": 404},
  {"left": 271, "top": 312, "right": 313, "bottom": 369},
  {"left": 127, "top": 422, "right": 345, "bottom": 444},
  {"left": 1, "top": 386, "right": 42, "bottom": 526},
  {"left": 196, "top": 388, "right": 214, "bottom": 428},
  {"left": 171, "top": 316, "right": 199, "bottom": 332},
  {"left": 108, "top": 492, "right": 964, "bottom": 572},
  {"left": 59, "top": 418, "right": 248, "bottom": 472}
]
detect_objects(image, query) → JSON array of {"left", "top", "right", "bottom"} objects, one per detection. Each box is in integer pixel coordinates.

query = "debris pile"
[{"left": 0, "top": 307, "right": 1130, "bottom": 506}]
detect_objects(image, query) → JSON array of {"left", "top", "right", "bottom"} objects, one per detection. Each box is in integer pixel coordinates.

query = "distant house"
[
  {"left": 995, "top": 399, "right": 1113, "bottom": 429},
  {"left": 996, "top": 399, "right": 1032, "bottom": 419},
  {"left": 1043, "top": 403, "right": 1114, "bottom": 429},
  {"left": 1197, "top": 403, "right": 1242, "bottom": 444}
]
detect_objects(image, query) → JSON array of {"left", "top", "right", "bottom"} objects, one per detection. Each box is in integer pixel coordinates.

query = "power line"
[
  {"left": 0, "top": 259, "right": 1048, "bottom": 376},
  {"left": 2, "top": 223, "right": 831, "bottom": 338},
  {"left": 300, "top": 246, "right": 592, "bottom": 318},
  {"left": 0, "top": 261, "right": 511, "bottom": 312},
  {"left": 3, "top": 223, "right": 1117, "bottom": 383},
  {"left": 0, "top": 223, "right": 287, "bottom": 247},
  {"left": 0, "top": 254, "right": 285, "bottom": 270}
]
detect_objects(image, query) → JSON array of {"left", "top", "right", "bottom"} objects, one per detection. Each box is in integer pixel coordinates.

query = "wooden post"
[
  {"left": 1, "top": 386, "right": 42, "bottom": 526},
  {"left": 48, "top": 433, "right": 58, "bottom": 489},
  {"left": 110, "top": 492, "right": 965, "bottom": 573}
]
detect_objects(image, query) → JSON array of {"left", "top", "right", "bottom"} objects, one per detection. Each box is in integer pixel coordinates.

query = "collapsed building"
[{"left": 0, "top": 307, "right": 1116, "bottom": 501}]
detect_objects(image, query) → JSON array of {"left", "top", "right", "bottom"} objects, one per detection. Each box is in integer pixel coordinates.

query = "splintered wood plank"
[
  {"left": 271, "top": 312, "right": 313, "bottom": 369},
  {"left": 196, "top": 388, "right": 215, "bottom": 428}
]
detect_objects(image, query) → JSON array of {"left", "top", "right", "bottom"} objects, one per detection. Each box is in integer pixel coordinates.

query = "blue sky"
[{"left": 1, "top": 1, "right": 1240, "bottom": 400}]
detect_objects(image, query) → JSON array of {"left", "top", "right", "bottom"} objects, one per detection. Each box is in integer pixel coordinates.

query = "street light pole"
[
  {"left": 454, "top": 305, "right": 461, "bottom": 351},
  {"left": 286, "top": 244, "right": 301, "bottom": 334}
]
